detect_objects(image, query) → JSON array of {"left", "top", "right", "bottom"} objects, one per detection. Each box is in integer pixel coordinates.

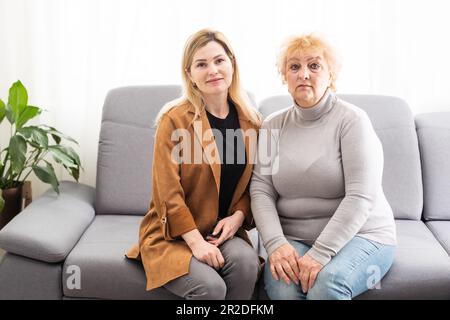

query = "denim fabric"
[{"left": 264, "top": 236, "right": 396, "bottom": 300}]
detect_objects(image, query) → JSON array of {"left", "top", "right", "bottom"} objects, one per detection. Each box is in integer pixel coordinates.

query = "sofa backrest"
[
  {"left": 258, "top": 94, "right": 423, "bottom": 220},
  {"left": 416, "top": 112, "right": 450, "bottom": 221},
  {"left": 95, "top": 85, "right": 182, "bottom": 215}
]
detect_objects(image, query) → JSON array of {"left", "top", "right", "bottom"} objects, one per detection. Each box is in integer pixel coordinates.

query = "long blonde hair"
[{"left": 155, "top": 29, "right": 261, "bottom": 126}]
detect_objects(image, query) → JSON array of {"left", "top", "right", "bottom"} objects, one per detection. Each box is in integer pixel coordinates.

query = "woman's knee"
[
  {"left": 263, "top": 262, "right": 304, "bottom": 300},
  {"left": 306, "top": 269, "right": 351, "bottom": 300},
  {"left": 224, "top": 239, "right": 260, "bottom": 276},
  {"left": 186, "top": 276, "right": 227, "bottom": 300}
]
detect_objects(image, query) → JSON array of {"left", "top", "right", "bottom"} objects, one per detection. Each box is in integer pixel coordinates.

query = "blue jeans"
[{"left": 264, "top": 236, "right": 396, "bottom": 300}]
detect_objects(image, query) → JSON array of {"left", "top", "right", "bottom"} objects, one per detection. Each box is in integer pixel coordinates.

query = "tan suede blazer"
[{"left": 126, "top": 101, "right": 259, "bottom": 290}]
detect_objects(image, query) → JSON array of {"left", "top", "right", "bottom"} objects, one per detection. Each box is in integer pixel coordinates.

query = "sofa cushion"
[
  {"left": 258, "top": 94, "right": 423, "bottom": 220},
  {"left": 356, "top": 220, "right": 450, "bottom": 299},
  {"left": 63, "top": 215, "right": 259, "bottom": 299},
  {"left": 257, "top": 220, "right": 450, "bottom": 299},
  {"left": 0, "top": 182, "right": 95, "bottom": 263},
  {"left": 95, "top": 86, "right": 182, "bottom": 215},
  {"left": 426, "top": 221, "right": 450, "bottom": 256},
  {"left": 415, "top": 112, "right": 450, "bottom": 221},
  {"left": 63, "top": 215, "right": 180, "bottom": 299}
]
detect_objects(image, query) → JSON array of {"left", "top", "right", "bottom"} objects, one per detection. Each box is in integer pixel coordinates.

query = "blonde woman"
[
  {"left": 126, "top": 29, "right": 262, "bottom": 300},
  {"left": 251, "top": 34, "right": 397, "bottom": 300}
]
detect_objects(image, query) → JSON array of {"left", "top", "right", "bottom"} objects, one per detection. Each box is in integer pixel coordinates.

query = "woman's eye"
[
  {"left": 196, "top": 62, "right": 207, "bottom": 68},
  {"left": 216, "top": 58, "right": 225, "bottom": 64},
  {"left": 310, "top": 63, "right": 321, "bottom": 70},
  {"left": 289, "top": 64, "right": 300, "bottom": 71}
]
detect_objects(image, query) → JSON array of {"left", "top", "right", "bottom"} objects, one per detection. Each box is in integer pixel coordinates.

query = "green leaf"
[
  {"left": 42, "top": 126, "right": 78, "bottom": 145},
  {"left": 0, "top": 191, "right": 5, "bottom": 213},
  {"left": 0, "top": 176, "right": 7, "bottom": 188},
  {"left": 9, "top": 135, "right": 27, "bottom": 174},
  {"left": 70, "top": 166, "right": 80, "bottom": 181},
  {"left": 16, "top": 106, "right": 41, "bottom": 129},
  {"left": 5, "top": 103, "right": 15, "bottom": 124},
  {"left": 61, "top": 145, "right": 81, "bottom": 167},
  {"left": 8, "top": 80, "right": 28, "bottom": 123},
  {"left": 32, "top": 163, "right": 59, "bottom": 194},
  {"left": 48, "top": 146, "right": 78, "bottom": 168},
  {"left": 0, "top": 99, "right": 5, "bottom": 123},
  {"left": 19, "top": 126, "right": 48, "bottom": 148}
]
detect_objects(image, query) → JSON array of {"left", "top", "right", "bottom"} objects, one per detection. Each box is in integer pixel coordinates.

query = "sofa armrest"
[{"left": 0, "top": 181, "right": 95, "bottom": 263}]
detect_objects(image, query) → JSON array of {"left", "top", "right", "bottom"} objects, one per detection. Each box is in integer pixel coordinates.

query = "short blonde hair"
[
  {"left": 277, "top": 33, "right": 342, "bottom": 91},
  {"left": 155, "top": 29, "right": 261, "bottom": 126}
]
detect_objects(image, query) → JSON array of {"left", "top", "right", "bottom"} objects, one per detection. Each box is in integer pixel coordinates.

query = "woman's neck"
[{"left": 203, "top": 93, "right": 229, "bottom": 119}]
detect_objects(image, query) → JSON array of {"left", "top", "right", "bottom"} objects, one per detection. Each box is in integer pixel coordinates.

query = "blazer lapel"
[{"left": 193, "top": 108, "right": 221, "bottom": 194}]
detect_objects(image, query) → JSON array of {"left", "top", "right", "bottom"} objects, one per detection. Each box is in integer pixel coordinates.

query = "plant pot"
[{"left": 0, "top": 184, "right": 23, "bottom": 230}]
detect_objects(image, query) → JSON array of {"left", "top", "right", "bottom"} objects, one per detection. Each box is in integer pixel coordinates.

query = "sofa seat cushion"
[
  {"left": 258, "top": 220, "right": 450, "bottom": 300},
  {"left": 356, "top": 220, "right": 450, "bottom": 299},
  {"left": 63, "top": 215, "right": 181, "bottom": 299},
  {"left": 63, "top": 215, "right": 260, "bottom": 299},
  {"left": 426, "top": 221, "right": 450, "bottom": 256}
]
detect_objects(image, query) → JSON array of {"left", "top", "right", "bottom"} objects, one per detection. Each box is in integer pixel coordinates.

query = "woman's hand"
[
  {"left": 269, "top": 243, "right": 301, "bottom": 285},
  {"left": 207, "top": 210, "right": 245, "bottom": 247},
  {"left": 297, "top": 254, "right": 323, "bottom": 293},
  {"left": 190, "top": 239, "right": 225, "bottom": 270},
  {"left": 182, "top": 229, "right": 225, "bottom": 270}
]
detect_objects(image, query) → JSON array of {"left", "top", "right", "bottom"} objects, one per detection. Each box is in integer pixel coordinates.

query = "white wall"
[{"left": 1, "top": 0, "right": 450, "bottom": 198}]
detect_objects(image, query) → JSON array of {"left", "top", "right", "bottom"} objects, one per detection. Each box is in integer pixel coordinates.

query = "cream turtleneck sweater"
[{"left": 250, "top": 89, "right": 397, "bottom": 266}]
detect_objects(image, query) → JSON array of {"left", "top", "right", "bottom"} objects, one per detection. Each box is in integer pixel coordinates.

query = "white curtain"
[{"left": 1, "top": 0, "right": 450, "bottom": 197}]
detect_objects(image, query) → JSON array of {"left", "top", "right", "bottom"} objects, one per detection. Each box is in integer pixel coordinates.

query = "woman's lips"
[{"left": 207, "top": 78, "right": 223, "bottom": 83}]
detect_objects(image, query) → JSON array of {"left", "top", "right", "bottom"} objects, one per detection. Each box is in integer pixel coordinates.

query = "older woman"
[
  {"left": 126, "top": 29, "right": 261, "bottom": 299},
  {"left": 250, "top": 34, "right": 397, "bottom": 300}
]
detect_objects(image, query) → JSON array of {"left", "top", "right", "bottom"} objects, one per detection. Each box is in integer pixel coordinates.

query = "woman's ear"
[
  {"left": 185, "top": 68, "right": 191, "bottom": 80},
  {"left": 186, "top": 68, "right": 196, "bottom": 87}
]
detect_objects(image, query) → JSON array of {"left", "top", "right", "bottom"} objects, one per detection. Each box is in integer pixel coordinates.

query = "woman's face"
[
  {"left": 188, "top": 41, "right": 234, "bottom": 98},
  {"left": 285, "top": 50, "right": 331, "bottom": 108}
]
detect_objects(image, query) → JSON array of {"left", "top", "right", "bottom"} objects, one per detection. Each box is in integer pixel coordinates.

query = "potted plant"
[{"left": 0, "top": 80, "right": 82, "bottom": 229}]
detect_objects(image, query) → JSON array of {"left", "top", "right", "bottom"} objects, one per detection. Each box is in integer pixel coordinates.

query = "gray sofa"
[{"left": 0, "top": 86, "right": 449, "bottom": 300}]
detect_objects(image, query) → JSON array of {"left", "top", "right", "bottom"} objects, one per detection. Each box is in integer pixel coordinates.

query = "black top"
[{"left": 206, "top": 101, "right": 247, "bottom": 219}]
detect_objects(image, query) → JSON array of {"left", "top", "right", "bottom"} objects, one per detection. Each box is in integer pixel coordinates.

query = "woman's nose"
[
  {"left": 208, "top": 64, "right": 219, "bottom": 75},
  {"left": 298, "top": 67, "right": 310, "bottom": 80}
]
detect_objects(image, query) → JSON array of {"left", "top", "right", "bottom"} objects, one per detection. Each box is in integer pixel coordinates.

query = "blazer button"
[{"left": 161, "top": 217, "right": 167, "bottom": 224}]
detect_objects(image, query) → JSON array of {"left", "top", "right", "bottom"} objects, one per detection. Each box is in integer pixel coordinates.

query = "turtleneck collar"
[{"left": 293, "top": 88, "right": 336, "bottom": 121}]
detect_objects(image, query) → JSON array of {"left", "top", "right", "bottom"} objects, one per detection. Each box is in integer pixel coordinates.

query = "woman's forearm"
[{"left": 181, "top": 228, "right": 204, "bottom": 249}]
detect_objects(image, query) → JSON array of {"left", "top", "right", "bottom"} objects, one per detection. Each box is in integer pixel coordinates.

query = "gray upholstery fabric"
[
  {"left": 426, "top": 221, "right": 450, "bottom": 256},
  {"left": 258, "top": 94, "right": 423, "bottom": 220},
  {"left": 0, "top": 253, "right": 62, "bottom": 299},
  {"left": 63, "top": 215, "right": 259, "bottom": 300},
  {"left": 0, "top": 182, "right": 95, "bottom": 263},
  {"left": 257, "top": 220, "right": 450, "bottom": 299},
  {"left": 95, "top": 85, "right": 182, "bottom": 215},
  {"left": 416, "top": 112, "right": 450, "bottom": 220},
  {"left": 63, "top": 215, "right": 181, "bottom": 299},
  {"left": 357, "top": 220, "right": 450, "bottom": 299},
  {"left": 247, "top": 227, "right": 260, "bottom": 251}
]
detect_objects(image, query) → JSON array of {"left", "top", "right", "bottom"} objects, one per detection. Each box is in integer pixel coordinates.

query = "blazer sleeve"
[{"left": 151, "top": 114, "right": 197, "bottom": 240}]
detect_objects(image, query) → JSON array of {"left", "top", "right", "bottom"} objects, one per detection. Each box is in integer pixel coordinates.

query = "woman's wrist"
[
  {"left": 233, "top": 210, "right": 245, "bottom": 225},
  {"left": 181, "top": 228, "right": 204, "bottom": 249}
]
